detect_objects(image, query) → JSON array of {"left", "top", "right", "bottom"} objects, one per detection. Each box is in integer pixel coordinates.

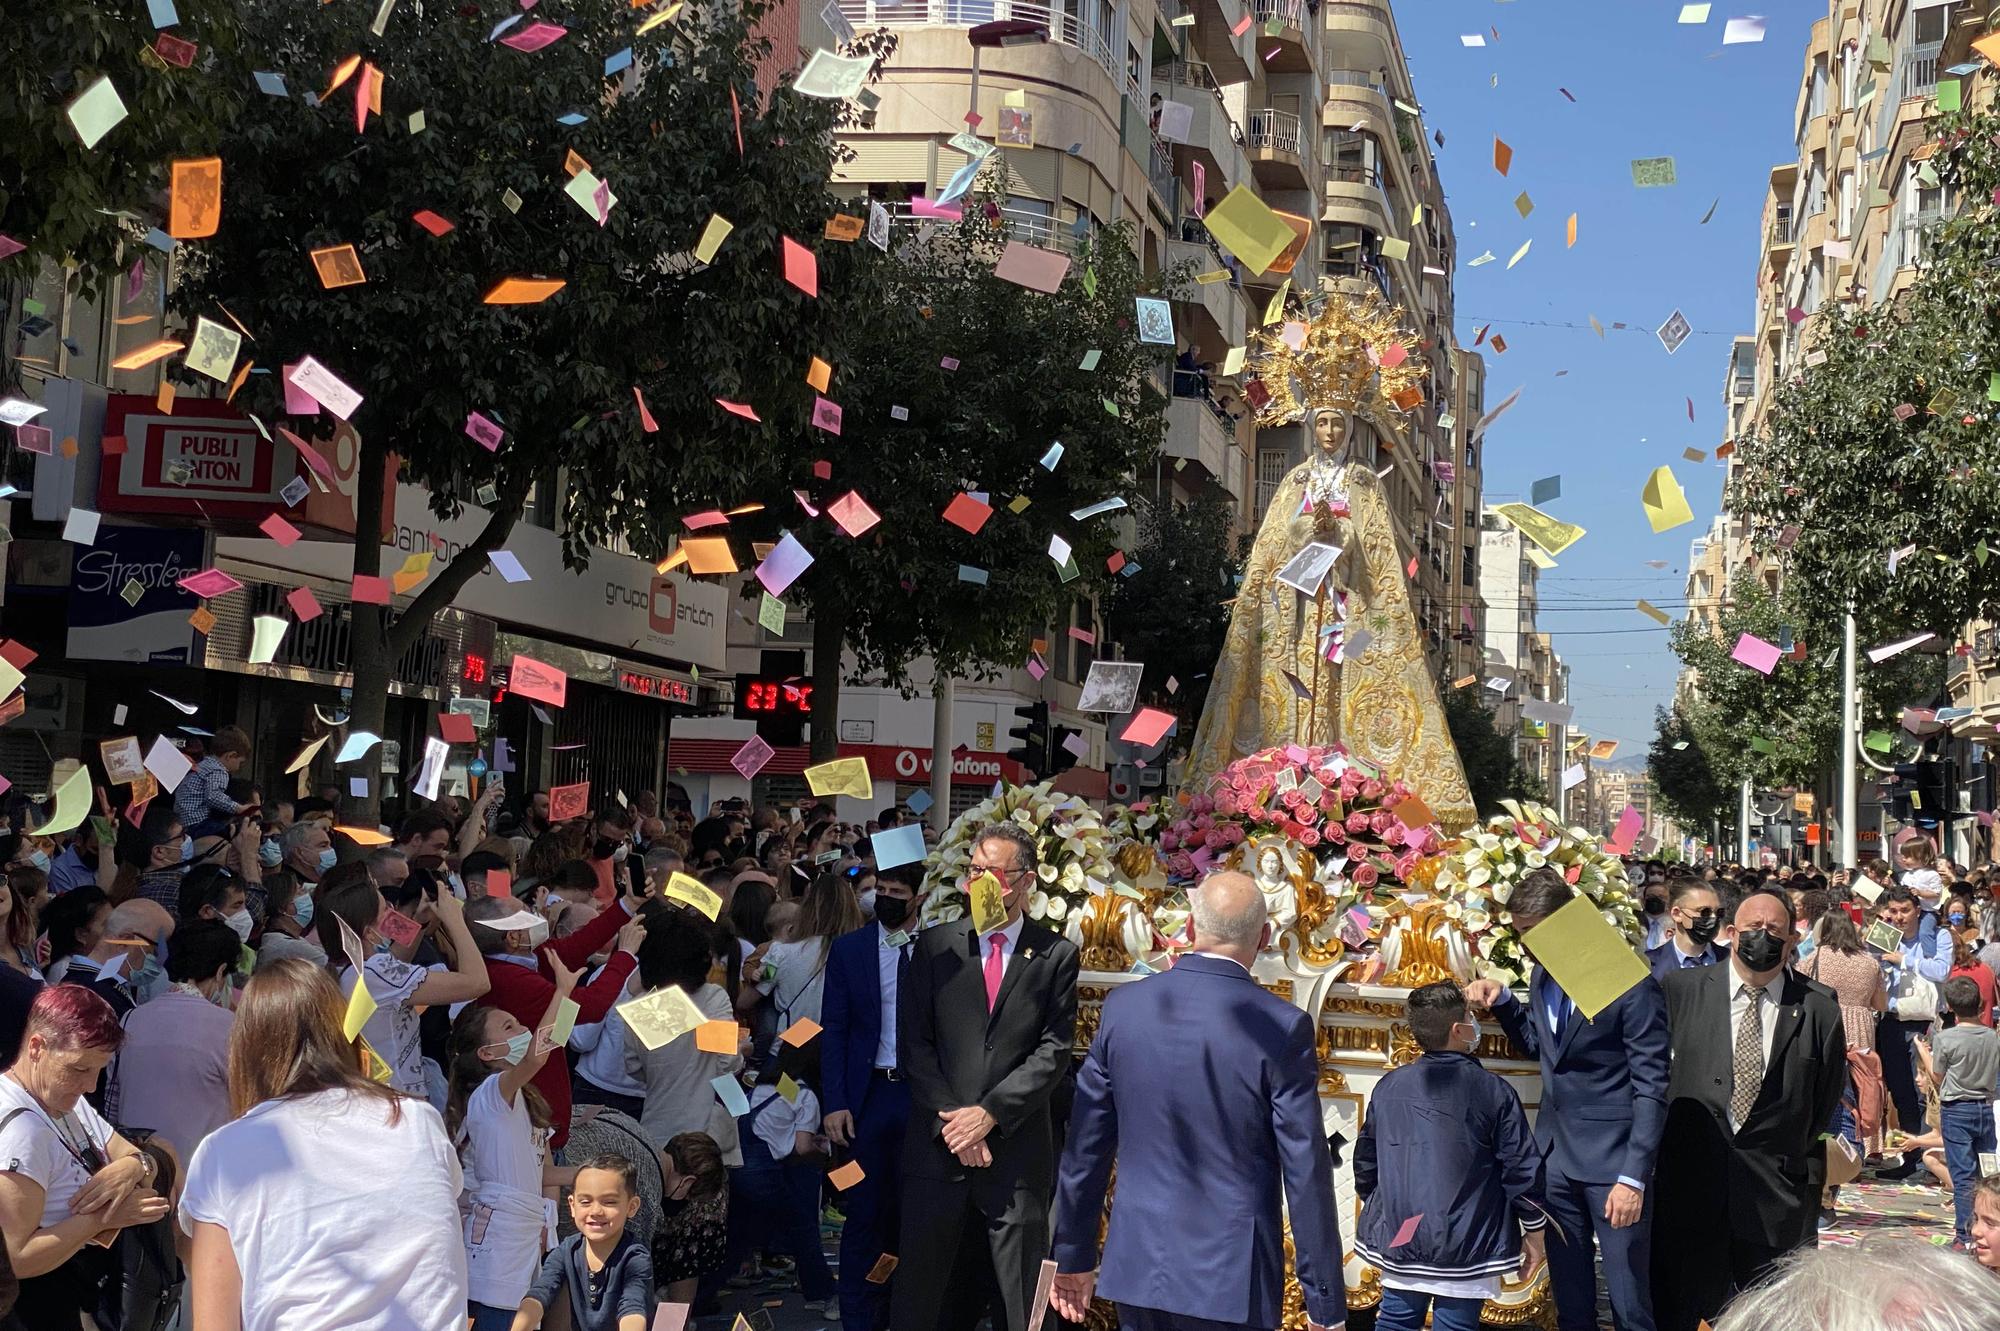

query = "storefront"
[{"left": 668, "top": 719, "right": 1034, "bottom": 821}]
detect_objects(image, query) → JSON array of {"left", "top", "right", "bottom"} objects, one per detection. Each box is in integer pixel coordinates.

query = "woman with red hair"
[{"left": 0, "top": 985, "right": 172, "bottom": 1325}]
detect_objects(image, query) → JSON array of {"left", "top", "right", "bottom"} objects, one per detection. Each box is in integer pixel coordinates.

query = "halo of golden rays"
[{"left": 1248, "top": 287, "right": 1427, "bottom": 429}]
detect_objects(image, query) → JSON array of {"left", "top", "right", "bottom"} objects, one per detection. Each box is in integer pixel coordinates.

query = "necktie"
[
  {"left": 984, "top": 933, "right": 1006, "bottom": 1010},
  {"left": 1730, "top": 984, "right": 1766, "bottom": 1126}
]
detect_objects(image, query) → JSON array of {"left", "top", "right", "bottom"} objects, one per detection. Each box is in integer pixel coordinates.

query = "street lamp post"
[{"left": 966, "top": 20, "right": 1049, "bottom": 125}]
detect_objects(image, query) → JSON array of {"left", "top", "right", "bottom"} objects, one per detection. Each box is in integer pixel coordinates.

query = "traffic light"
[
  {"left": 1007, "top": 701, "right": 1050, "bottom": 774},
  {"left": 1048, "top": 725, "right": 1082, "bottom": 775},
  {"left": 1889, "top": 760, "right": 1947, "bottom": 827}
]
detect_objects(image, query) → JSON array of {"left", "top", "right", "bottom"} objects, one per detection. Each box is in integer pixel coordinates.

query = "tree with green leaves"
[
  {"left": 1732, "top": 106, "right": 2000, "bottom": 646},
  {"left": 1646, "top": 704, "right": 1727, "bottom": 833},
  {"left": 1, "top": 2, "right": 247, "bottom": 288},
  {"left": 1440, "top": 686, "right": 1544, "bottom": 816},
  {"left": 1102, "top": 490, "right": 1239, "bottom": 732},
  {"left": 1667, "top": 572, "right": 1936, "bottom": 793},
  {"left": 172, "top": 0, "right": 885, "bottom": 817},
  {"left": 753, "top": 175, "right": 1176, "bottom": 759}
]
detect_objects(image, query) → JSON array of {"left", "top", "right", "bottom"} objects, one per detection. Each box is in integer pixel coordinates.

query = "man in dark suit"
[
  {"left": 1649, "top": 884, "right": 1846, "bottom": 1331},
  {"left": 1645, "top": 875, "right": 1728, "bottom": 980},
  {"left": 1466, "top": 867, "right": 1670, "bottom": 1331},
  {"left": 822, "top": 865, "right": 924, "bottom": 1331},
  {"left": 893, "top": 823, "right": 1080, "bottom": 1331},
  {"left": 1051, "top": 871, "right": 1345, "bottom": 1331}
]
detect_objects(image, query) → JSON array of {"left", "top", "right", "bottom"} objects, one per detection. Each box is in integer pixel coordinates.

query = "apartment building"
[{"left": 1478, "top": 507, "right": 1566, "bottom": 793}]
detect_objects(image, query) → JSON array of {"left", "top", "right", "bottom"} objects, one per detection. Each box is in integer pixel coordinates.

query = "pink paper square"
[
  {"left": 683, "top": 510, "right": 730, "bottom": 530},
  {"left": 811, "top": 396, "right": 842, "bottom": 435},
  {"left": 351, "top": 574, "right": 391, "bottom": 605},
  {"left": 286, "top": 586, "right": 324, "bottom": 622},
  {"left": 716, "top": 398, "right": 760, "bottom": 422},
  {"left": 828, "top": 491, "right": 880, "bottom": 538},
  {"left": 1026, "top": 655, "right": 1047, "bottom": 680},
  {"left": 1389, "top": 1213, "right": 1423, "bottom": 1248},
  {"left": 178, "top": 568, "right": 243, "bottom": 599},
  {"left": 1120, "top": 707, "right": 1176, "bottom": 747},
  {"left": 465, "top": 412, "right": 504, "bottom": 451},
  {"left": 781, "top": 237, "right": 818, "bottom": 297},
  {"left": 259, "top": 513, "right": 301, "bottom": 546},
  {"left": 911, "top": 197, "right": 963, "bottom": 220},
  {"left": 377, "top": 908, "right": 422, "bottom": 948},
  {"left": 1608, "top": 805, "right": 1643, "bottom": 855},
  {"left": 732, "top": 735, "right": 775, "bottom": 780},
  {"left": 1730, "top": 633, "right": 1781, "bottom": 675},
  {"left": 498, "top": 21, "right": 566, "bottom": 51},
  {"left": 13, "top": 424, "right": 50, "bottom": 455}
]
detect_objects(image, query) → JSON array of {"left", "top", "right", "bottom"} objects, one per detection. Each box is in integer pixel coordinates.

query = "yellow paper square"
[
  {"left": 696, "top": 214, "right": 733, "bottom": 264},
  {"left": 804, "top": 756, "right": 872, "bottom": 799},
  {"left": 1202, "top": 185, "right": 1297, "bottom": 276},
  {"left": 1640, "top": 465, "right": 1693, "bottom": 533},
  {"left": 967, "top": 870, "right": 1007, "bottom": 933},
  {"left": 1378, "top": 236, "right": 1410, "bottom": 261},
  {"left": 1520, "top": 896, "right": 1650, "bottom": 1020},
  {"left": 618, "top": 985, "right": 710, "bottom": 1050},
  {"left": 343, "top": 975, "right": 378, "bottom": 1041},
  {"left": 664, "top": 870, "right": 723, "bottom": 920}
]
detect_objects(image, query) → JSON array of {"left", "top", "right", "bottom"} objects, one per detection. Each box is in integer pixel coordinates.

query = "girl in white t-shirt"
[{"left": 446, "top": 951, "right": 582, "bottom": 1330}]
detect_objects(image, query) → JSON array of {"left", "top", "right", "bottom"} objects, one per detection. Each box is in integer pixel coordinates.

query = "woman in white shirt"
[
  {"left": 738, "top": 872, "right": 862, "bottom": 1061},
  {"left": 0, "top": 986, "right": 171, "bottom": 1327},
  {"left": 181, "top": 958, "right": 468, "bottom": 1331},
  {"left": 445, "top": 955, "right": 581, "bottom": 1329}
]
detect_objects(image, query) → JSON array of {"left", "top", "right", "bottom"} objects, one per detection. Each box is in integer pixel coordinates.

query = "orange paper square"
[
  {"left": 484, "top": 276, "right": 567, "bottom": 305},
  {"left": 695, "top": 1021, "right": 740, "bottom": 1054},
  {"left": 828, "top": 1160, "right": 866, "bottom": 1191},
  {"left": 779, "top": 1017, "right": 822, "bottom": 1047},
  {"left": 310, "top": 243, "right": 367, "bottom": 289}
]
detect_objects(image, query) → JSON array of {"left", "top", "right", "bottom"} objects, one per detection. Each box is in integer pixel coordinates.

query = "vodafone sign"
[{"left": 876, "top": 746, "right": 1027, "bottom": 785}]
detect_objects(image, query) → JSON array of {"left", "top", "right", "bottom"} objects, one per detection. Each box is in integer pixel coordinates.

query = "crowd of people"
[{"left": 0, "top": 747, "right": 1998, "bottom": 1330}]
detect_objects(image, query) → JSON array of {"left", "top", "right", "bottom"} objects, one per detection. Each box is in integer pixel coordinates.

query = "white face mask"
[
  {"left": 222, "top": 908, "right": 253, "bottom": 943},
  {"left": 522, "top": 918, "right": 550, "bottom": 950},
  {"left": 858, "top": 889, "right": 877, "bottom": 917}
]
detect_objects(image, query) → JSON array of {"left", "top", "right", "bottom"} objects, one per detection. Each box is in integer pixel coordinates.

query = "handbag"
[{"left": 1888, "top": 964, "right": 1940, "bottom": 1021}]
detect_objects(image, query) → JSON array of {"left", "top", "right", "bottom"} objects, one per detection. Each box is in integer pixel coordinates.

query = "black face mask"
[
  {"left": 592, "top": 836, "right": 621, "bottom": 861},
  {"left": 1644, "top": 896, "right": 1668, "bottom": 916},
  {"left": 875, "top": 895, "right": 912, "bottom": 929},
  {"left": 1734, "top": 928, "right": 1786, "bottom": 972},
  {"left": 1685, "top": 915, "right": 1723, "bottom": 946}
]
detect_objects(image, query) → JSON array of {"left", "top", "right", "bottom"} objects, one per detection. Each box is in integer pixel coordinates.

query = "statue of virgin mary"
[{"left": 1185, "top": 289, "right": 1476, "bottom": 829}]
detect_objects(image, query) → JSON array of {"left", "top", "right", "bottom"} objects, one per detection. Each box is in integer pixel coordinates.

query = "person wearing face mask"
[
  {"left": 130, "top": 807, "right": 194, "bottom": 913},
  {"left": 106, "top": 921, "right": 239, "bottom": 1163},
  {"left": 818, "top": 864, "right": 926, "bottom": 1331},
  {"left": 1646, "top": 877, "right": 1729, "bottom": 979},
  {"left": 444, "top": 957, "right": 581, "bottom": 1330},
  {"left": 255, "top": 870, "right": 327, "bottom": 969},
  {"left": 177, "top": 864, "right": 255, "bottom": 953},
  {"left": 464, "top": 885, "right": 649, "bottom": 1156},
  {"left": 589, "top": 811, "right": 641, "bottom": 903},
  {"left": 1649, "top": 886, "right": 1847, "bottom": 1331},
  {"left": 318, "top": 870, "right": 491, "bottom": 1101},
  {"left": 1465, "top": 868, "right": 1669, "bottom": 1331},
  {"left": 67, "top": 900, "right": 173, "bottom": 1026},
  {"left": 278, "top": 819, "right": 338, "bottom": 895},
  {"left": 1639, "top": 879, "right": 1672, "bottom": 952},
  {"left": 39, "top": 886, "right": 110, "bottom": 988}
]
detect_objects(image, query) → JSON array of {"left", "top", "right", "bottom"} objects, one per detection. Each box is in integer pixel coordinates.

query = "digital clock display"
[{"left": 733, "top": 675, "right": 812, "bottom": 719}]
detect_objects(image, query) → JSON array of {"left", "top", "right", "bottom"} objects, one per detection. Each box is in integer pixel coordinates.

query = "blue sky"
[{"left": 1398, "top": 3, "right": 1806, "bottom": 757}]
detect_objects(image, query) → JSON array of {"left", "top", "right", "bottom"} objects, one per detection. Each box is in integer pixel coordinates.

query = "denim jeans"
[
  {"left": 1375, "top": 1284, "right": 1486, "bottom": 1331},
  {"left": 1940, "top": 1099, "right": 1997, "bottom": 1242},
  {"left": 469, "top": 1301, "right": 516, "bottom": 1331}
]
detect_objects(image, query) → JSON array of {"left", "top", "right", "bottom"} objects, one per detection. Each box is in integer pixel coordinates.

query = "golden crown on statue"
[{"left": 1248, "top": 286, "right": 1427, "bottom": 427}]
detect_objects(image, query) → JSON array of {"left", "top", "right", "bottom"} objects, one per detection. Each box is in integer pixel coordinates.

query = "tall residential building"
[{"left": 1479, "top": 507, "right": 1564, "bottom": 793}]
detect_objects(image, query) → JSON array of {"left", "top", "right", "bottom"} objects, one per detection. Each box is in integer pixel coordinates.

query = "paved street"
[{"left": 705, "top": 1177, "right": 1961, "bottom": 1331}]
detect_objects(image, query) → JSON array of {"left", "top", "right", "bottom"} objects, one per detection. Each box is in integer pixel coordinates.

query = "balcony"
[
  {"left": 1182, "top": 0, "right": 1254, "bottom": 86},
  {"left": 1252, "top": 0, "right": 1315, "bottom": 74},
  {"left": 1246, "top": 108, "right": 1308, "bottom": 191},
  {"left": 1166, "top": 391, "right": 1242, "bottom": 499},
  {"left": 1167, "top": 231, "right": 1248, "bottom": 346},
  {"left": 835, "top": 2, "right": 1118, "bottom": 80},
  {"left": 1154, "top": 66, "right": 1250, "bottom": 201}
]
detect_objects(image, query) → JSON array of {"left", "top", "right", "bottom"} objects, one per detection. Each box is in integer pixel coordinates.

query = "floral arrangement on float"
[
  {"left": 1426, "top": 798, "right": 1644, "bottom": 986},
  {"left": 1156, "top": 744, "right": 1451, "bottom": 968}
]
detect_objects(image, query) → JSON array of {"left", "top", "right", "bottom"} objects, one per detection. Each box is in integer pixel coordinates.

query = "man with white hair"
[
  {"left": 1051, "top": 870, "right": 1346, "bottom": 1331},
  {"left": 1714, "top": 1236, "right": 2000, "bottom": 1331}
]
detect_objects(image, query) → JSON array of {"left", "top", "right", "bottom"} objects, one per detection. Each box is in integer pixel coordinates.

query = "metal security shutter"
[
  {"left": 836, "top": 137, "right": 935, "bottom": 191},
  {"left": 999, "top": 149, "right": 1061, "bottom": 204}
]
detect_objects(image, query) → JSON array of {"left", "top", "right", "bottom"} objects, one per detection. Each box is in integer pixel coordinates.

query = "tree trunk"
[
  {"left": 341, "top": 436, "right": 524, "bottom": 827},
  {"left": 810, "top": 599, "right": 844, "bottom": 763}
]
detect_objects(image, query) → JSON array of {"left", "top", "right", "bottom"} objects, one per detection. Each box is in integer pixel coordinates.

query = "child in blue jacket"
[{"left": 1355, "top": 981, "right": 1549, "bottom": 1331}]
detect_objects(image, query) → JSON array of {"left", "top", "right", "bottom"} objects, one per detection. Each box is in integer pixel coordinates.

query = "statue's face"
[
  {"left": 1259, "top": 850, "right": 1281, "bottom": 878},
  {"left": 1314, "top": 411, "right": 1346, "bottom": 454}
]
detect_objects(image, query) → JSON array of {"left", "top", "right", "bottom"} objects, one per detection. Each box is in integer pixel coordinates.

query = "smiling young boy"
[{"left": 511, "top": 1155, "right": 655, "bottom": 1331}]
